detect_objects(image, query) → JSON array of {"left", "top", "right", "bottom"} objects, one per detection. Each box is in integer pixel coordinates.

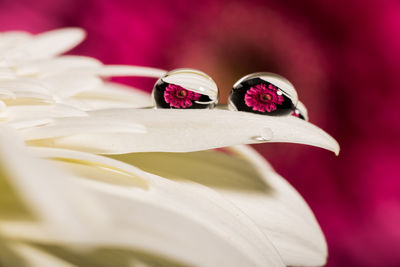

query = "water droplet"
[
  {"left": 229, "top": 72, "right": 298, "bottom": 116},
  {"left": 152, "top": 68, "right": 219, "bottom": 109}
]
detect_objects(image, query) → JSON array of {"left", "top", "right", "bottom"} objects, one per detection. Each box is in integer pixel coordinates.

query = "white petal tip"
[{"left": 51, "top": 27, "right": 86, "bottom": 41}]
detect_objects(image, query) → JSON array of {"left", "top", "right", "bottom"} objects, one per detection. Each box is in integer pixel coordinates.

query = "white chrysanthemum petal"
[
  {"left": 23, "top": 109, "right": 338, "bottom": 154},
  {"left": 15, "top": 28, "right": 85, "bottom": 61},
  {"left": 0, "top": 79, "right": 55, "bottom": 103},
  {"left": 4, "top": 105, "right": 87, "bottom": 130},
  {"left": 0, "top": 67, "right": 16, "bottom": 79},
  {"left": 41, "top": 73, "right": 102, "bottom": 97},
  {"left": 94, "top": 82, "right": 152, "bottom": 106},
  {"left": 110, "top": 146, "right": 327, "bottom": 266},
  {"left": 0, "top": 99, "right": 5, "bottom": 110},
  {"left": 7, "top": 91, "right": 54, "bottom": 103},
  {"left": 0, "top": 89, "right": 14, "bottom": 98},
  {"left": 16, "top": 56, "right": 102, "bottom": 76},
  {"left": 82, "top": 180, "right": 283, "bottom": 267},
  {"left": 60, "top": 82, "right": 152, "bottom": 111},
  {"left": 20, "top": 116, "right": 146, "bottom": 140},
  {"left": 0, "top": 31, "right": 31, "bottom": 60},
  {"left": 10, "top": 243, "right": 77, "bottom": 267},
  {"left": 28, "top": 147, "right": 284, "bottom": 267},
  {"left": 95, "top": 65, "right": 166, "bottom": 78},
  {"left": 231, "top": 145, "right": 327, "bottom": 266},
  {"left": 0, "top": 127, "right": 108, "bottom": 241},
  {"left": 0, "top": 31, "right": 31, "bottom": 45},
  {"left": 6, "top": 105, "right": 87, "bottom": 121},
  {"left": 0, "top": 79, "right": 51, "bottom": 95},
  {"left": 31, "top": 147, "right": 149, "bottom": 188},
  {"left": 8, "top": 118, "right": 53, "bottom": 130}
]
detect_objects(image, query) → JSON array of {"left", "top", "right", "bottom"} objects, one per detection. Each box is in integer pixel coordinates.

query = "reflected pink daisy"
[
  {"left": 244, "top": 84, "right": 284, "bottom": 112},
  {"left": 164, "top": 84, "right": 201, "bottom": 108},
  {"left": 292, "top": 109, "right": 300, "bottom": 117}
]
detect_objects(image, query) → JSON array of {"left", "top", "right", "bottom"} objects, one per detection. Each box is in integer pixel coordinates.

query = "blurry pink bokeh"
[{"left": 1, "top": 0, "right": 399, "bottom": 266}]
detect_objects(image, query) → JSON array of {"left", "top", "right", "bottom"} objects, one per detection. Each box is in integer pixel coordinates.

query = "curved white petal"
[
  {"left": 40, "top": 73, "right": 102, "bottom": 98},
  {"left": 0, "top": 79, "right": 55, "bottom": 104},
  {"left": 16, "top": 56, "right": 102, "bottom": 77},
  {"left": 0, "top": 79, "right": 52, "bottom": 96},
  {"left": 0, "top": 127, "right": 107, "bottom": 241},
  {"left": 231, "top": 145, "right": 327, "bottom": 266},
  {"left": 22, "top": 108, "right": 338, "bottom": 154},
  {"left": 7, "top": 118, "right": 53, "bottom": 130},
  {"left": 3, "top": 104, "right": 87, "bottom": 130},
  {"left": 95, "top": 65, "right": 166, "bottom": 78},
  {"left": 5, "top": 105, "right": 87, "bottom": 121},
  {"left": 20, "top": 115, "right": 146, "bottom": 140},
  {"left": 15, "top": 28, "right": 85, "bottom": 61},
  {"left": 27, "top": 147, "right": 285, "bottom": 267},
  {"left": 110, "top": 146, "right": 328, "bottom": 266},
  {"left": 0, "top": 67, "right": 16, "bottom": 80},
  {"left": 60, "top": 82, "right": 152, "bottom": 111},
  {"left": 0, "top": 31, "right": 31, "bottom": 61},
  {"left": 0, "top": 89, "right": 14, "bottom": 98},
  {"left": 10, "top": 243, "right": 77, "bottom": 267},
  {"left": 0, "top": 99, "right": 6, "bottom": 113}
]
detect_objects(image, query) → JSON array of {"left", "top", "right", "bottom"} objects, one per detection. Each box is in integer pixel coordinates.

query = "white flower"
[{"left": 0, "top": 28, "right": 339, "bottom": 267}]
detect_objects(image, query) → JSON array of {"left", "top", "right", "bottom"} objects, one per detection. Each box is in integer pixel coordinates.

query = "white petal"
[
  {"left": 95, "top": 65, "right": 166, "bottom": 78},
  {"left": 29, "top": 147, "right": 284, "bottom": 267},
  {"left": 16, "top": 56, "right": 102, "bottom": 76},
  {"left": 230, "top": 145, "right": 327, "bottom": 266},
  {"left": 5, "top": 104, "right": 87, "bottom": 121},
  {"left": 62, "top": 82, "right": 152, "bottom": 110},
  {"left": 0, "top": 99, "right": 5, "bottom": 112},
  {"left": 20, "top": 115, "right": 146, "bottom": 140},
  {"left": 10, "top": 243, "right": 77, "bottom": 267},
  {"left": 17, "top": 28, "right": 85, "bottom": 60},
  {"left": 0, "top": 127, "right": 107, "bottom": 241},
  {"left": 7, "top": 118, "right": 53, "bottom": 130},
  {"left": 23, "top": 109, "right": 338, "bottom": 154},
  {"left": 32, "top": 147, "right": 148, "bottom": 189},
  {"left": 4, "top": 104, "right": 87, "bottom": 130},
  {"left": 0, "top": 79, "right": 54, "bottom": 102},
  {"left": 40, "top": 72, "right": 102, "bottom": 98},
  {"left": 111, "top": 146, "right": 328, "bottom": 266},
  {"left": 0, "top": 67, "right": 16, "bottom": 80},
  {"left": 0, "top": 31, "right": 31, "bottom": 59},
  {"left": 0, "top": 88, "right": 14, "bottom": 98}
]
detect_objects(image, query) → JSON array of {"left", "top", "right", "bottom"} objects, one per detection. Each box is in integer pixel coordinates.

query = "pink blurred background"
[{"left": 1, "top": 0, "right": 399, "bottom": 266}]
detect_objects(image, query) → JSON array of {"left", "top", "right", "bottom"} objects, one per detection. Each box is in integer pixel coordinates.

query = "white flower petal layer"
[
  {"left": 14, "top": 28, "right": 85, "bottom": 61},
  {"left": 95, "top": 65, "right": 166, "bottom": 78},
  {"left": 20, "top": 116, "right": 146, "bottom": 140},
  {"left": 24, "top": 109, "right": 339, "bottom": 154},
  {"left": 9, "top": 243, "right": 77, "bottom": 267},
  {"left": 61, "top": 82, "right": 152, "bottom": 111},
  {"left": 17, "top": 55, "right": 102, "bottom": 77},
  {"left": 0, "top": 127, "right": 107, "bottom": 241},
  {"left": 29, "top": 147, "right": 285, "bottom": 267},
  {"left": 231, "top": 145, "right": 328, "bottom": 266},
  {"left": 110, "top": 146, "right": 327, "bottom": 267}
]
